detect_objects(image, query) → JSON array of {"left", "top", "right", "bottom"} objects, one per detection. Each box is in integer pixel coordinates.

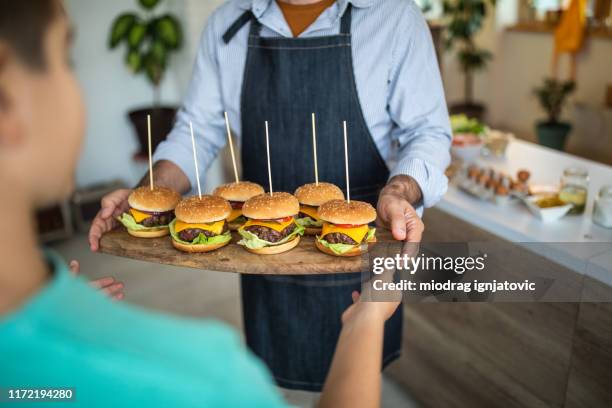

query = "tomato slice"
[
  {"left": 334, "top": 223, "right": 363, "bottom": 228},
  {"left": 230, "top": 201, "right": 244, "bottom": 209}
]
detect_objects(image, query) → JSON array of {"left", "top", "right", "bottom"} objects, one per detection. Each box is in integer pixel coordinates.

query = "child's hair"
[{"left": 0, "top": 0, "right": 61, "bottom": 69}]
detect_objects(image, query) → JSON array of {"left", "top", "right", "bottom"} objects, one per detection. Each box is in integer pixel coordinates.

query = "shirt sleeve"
[
  {"left": 387, "top": 1, "right": 452, "bottom": 209},
  {"left": 153, "top": 13, "right": 227, "bottom": 192}
]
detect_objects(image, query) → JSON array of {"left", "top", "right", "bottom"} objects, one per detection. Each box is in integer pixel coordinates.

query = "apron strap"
[
  {"left": 222, "top": 10, "right": 253, "bottom": 44},
  {"left": 340, "top": 4, "right": 352, "bottom": 35}
]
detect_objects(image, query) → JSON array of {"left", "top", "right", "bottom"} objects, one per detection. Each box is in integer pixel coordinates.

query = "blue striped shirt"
[{"left": 154, "top": 0, "right": 451, "bottom": 209}]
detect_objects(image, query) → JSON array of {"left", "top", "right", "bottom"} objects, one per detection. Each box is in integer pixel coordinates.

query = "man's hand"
[
  {"left": 377, "top": 175, "right": 425, "bottom": 242},
  {"left": 88, "top": 189, "right": 132, "bottom": 251},
  {"left": 69, "top": 260, "right": 125, "bottom": 300}
]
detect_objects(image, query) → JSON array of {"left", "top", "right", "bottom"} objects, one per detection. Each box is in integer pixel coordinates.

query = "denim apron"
[{"left": 223, "top": 5, "right": 402, "bottom": 391}]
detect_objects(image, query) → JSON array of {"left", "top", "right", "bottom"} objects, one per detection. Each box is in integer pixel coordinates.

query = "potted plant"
[
  {"left": 443, "top": 0, "right": 495, "bottom": 121},
  {"left": 108, "top": 0, "right": 183, "bottom": 159},
  {"left": 533, "top": 78, "right": 575, "bottom": 151}
]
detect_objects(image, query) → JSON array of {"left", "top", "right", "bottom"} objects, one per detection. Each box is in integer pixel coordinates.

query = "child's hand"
[
  {"left": 69, "top": 260, "right": 125, "bottom": 300},
  {"left": 88, "top": 189, "right": 132, "bottom": 251}
]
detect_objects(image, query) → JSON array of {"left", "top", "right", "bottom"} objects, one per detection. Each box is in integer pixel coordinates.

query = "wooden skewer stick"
[
  {"left": 189, "top": 121, "right": 202, "bottom": 199},
  {"left": 224, "top": 112, "right": 240, "bottom": 184},
  {"left": 265, "top": 121, "right": 273, "bottom": 197},
  {"left": 312, "top": 113, "right": 319, "bottom": 186},
  {"left": 147, "top": 114, "right": 154, "bottom": 191},
  {"left": 343, "top": 121, "right": 350, "bottom": 203}
]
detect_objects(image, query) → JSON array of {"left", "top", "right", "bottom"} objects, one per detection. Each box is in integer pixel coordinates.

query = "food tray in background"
[{"left": 455, "top": 164, "right": 530, "bottom": 205}]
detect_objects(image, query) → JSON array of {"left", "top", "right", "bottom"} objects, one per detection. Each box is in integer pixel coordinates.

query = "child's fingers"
[
  {"left": 90, "top": 276, "right": 116, "bottom": 290},
  {"left": 89, "top": 215, "right": 112, "bottom": 251},
  {"left": 69, "top": 260, "right": 80, "bottom": 275},
  {"left": 102, "top": 282, "right": 124, "bottom": 298}
]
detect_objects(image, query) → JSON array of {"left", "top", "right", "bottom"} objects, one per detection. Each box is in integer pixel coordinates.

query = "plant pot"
[
  {"left": 449, "top": 102, "right": 487, "bottom": 122},
  {"left": 535, "top": 121, "right": 571, "bottom": 151},
  {"left": 128, "top": 107, "right": 177, "bottom": 160}
]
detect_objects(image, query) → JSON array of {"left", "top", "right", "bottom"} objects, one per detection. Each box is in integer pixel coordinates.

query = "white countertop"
[{"left": 434, "top": 139, "right": 612, "bottom": 286}]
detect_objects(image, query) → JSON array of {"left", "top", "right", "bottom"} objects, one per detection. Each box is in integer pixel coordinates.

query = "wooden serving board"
[{"left": 99, "top": 228, "right": 395, "bottom": 275}]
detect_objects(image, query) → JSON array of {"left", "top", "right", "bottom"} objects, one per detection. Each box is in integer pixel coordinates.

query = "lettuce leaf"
[
  {"left": 237, "top": 223, "right": 305, "bottom": 250},
  {"left": 316, "top": 227, "right": 376, "bottom": 255},
  {"left": 295, "top": 216, "right": 323, "bottom": 228},
  {"left": 169, "top": 219, "right": 232, "bottom": 245},
  {"left": 230, "top": 215, "right": 247, "bottom": 225},
  {"left": 117, "top": 213, "right": 167, "bottom": 231}
]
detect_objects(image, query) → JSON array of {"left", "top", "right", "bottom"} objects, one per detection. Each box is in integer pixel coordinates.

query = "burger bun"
[
  {"left": 175, "top": 195, "right": 231, "bottom": 223},
  {"left": 128, "top": 186, "right": 181, "bottom": 213},
  {"left": 317, "top": 200, "right": 377, "bottom": 225},
  {"left": 171, "top": 239, "right": 230, "bottom": 253},
  {"left": 127, "top": 227, "right": 169, "bottom": 238},
  {"left": 243, "top": 236, "right": 300, "bottom": 255},
  {"left": 294, "top": 182, "right": 344, "bottom": 207},
  {"left": 213, "top": 181, "right": 265, "bottom": 202},
  {"left": 242, "top": 192, "right": 299, "bottom": 220}
]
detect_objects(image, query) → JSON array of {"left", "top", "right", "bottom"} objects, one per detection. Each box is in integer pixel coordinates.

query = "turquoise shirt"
[{"left": 0, "top": 250, "right": 287, "bottom": 407}]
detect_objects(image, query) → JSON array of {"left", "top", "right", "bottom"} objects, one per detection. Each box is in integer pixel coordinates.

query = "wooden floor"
[{"left": 386, "top": 208, "right": 612, "bottom": 408}]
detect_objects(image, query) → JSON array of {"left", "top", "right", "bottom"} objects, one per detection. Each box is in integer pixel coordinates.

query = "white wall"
[
  {"left": 67, "top": 0, "right": 226, "bottom": 190},
  {"left": 441, "top": 8, "right": 612, "bottom": 164}
]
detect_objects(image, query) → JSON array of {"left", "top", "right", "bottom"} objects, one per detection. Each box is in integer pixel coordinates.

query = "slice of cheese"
[
  {"left": 227, "top": 208, "right": 243, "bottom": 222},
  {"left": 130, "top": 208, "right": 151, "bottom": 223},
  {"left": 299, "top": 205, "right": 320, "bottom": 221},
  {"left": 243, "top": 218, "right": 294, "bottom": 232},
  {"left": 175, "top": 220, "right": 225, "bottom": 235},
  {"left": 321, "top": 223, "right": 369, "bottom": 244}
]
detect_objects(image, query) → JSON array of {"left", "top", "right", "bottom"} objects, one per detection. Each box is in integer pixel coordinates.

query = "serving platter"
[{"left": 99, "top": 228, "right": 395, "bottom": 275}]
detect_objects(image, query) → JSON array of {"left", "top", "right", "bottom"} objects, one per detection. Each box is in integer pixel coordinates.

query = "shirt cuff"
[
  {"left": 389, "top": 157, "right": 448, "bottom": 210},
  {"left": 153, "top": 140, "right": 197, "bottom": 193}
]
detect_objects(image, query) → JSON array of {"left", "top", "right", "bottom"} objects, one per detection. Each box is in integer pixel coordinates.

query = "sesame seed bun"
[
  {"left": 128, "top": 186, "right": 181, "bottom": 213},
  {"left": 174, "top": 195, "right": 231, "bottom": 223},
  {"left": 127, "top": 227, "right": 170, "bottom": 238},
  {"left": 294, "top": 182, "right": 345, "bottom": 207},
  {"left": 171, "top": 239, "right": 230, "bottom": 253},
  {"left": 317, "top": 200, "right": 377, "bottom": 225},
  {"left": 243, "top": 235, "right": 301, "bottom": 255},
  {"left": 242, "top": 192, "right": 300, "bottom": 220},
  {"left": 213, "top": 181, "right": 265, "bottom": 202}
]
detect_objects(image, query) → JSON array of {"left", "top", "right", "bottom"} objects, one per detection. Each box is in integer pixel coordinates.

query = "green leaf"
[
  {"left": 315, "top": 228, "right": 376, "bottom": 255},
  {"left": 117, "top": 213, "right": 168, "bottom": 231},
  {"left": 295, "top": 216, "right": 323, "bottom": 228},
  {"left": 139, "top": 0, "right": 160, "bottom": 10},
  {"left": 237, "top": 223, "right": 305, "bottom": 250},
  {"left": 149, "top": 40, "right": 167, "bottom": 65},
  {"left": 108, "top": 13, "right": 136, "bottom": 48},
  {"left": 154, "top": 14, "right": 183, "bottom": 50},
  {"left": 144, "top": 52, "right": 164, "bottom": 86},
  {"left": 125, "top": 50, "right": 143, "bottom": 72},
  {"left": 127, "top": 21, "right": 147, "bottom": 50},
  {"left": 169, "top": 220, "right": 232, "bottom": 245}
]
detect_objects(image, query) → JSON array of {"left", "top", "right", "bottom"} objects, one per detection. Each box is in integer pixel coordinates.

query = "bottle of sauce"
[{"left": 559, "top": 167, "right": 588, "bottom": 215}]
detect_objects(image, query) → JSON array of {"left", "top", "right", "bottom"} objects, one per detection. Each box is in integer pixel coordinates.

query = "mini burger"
[
  {"left": 294, "top": 182, "right": 344, "bottom": 235},
  {"left": 315, "top": 200, "right": 377, "bottom": 257},
  {"left": 169, "top": 195, "right": 233, "bottom": 253},
  {"left": 237, "top": 192, "right": 304, "bottom": 254},
  {"left": 118, "top": 186, "right": 181, "bottom": 238},
  {"left": 212, "top": 181, "right": 264, "bottom": 230}
]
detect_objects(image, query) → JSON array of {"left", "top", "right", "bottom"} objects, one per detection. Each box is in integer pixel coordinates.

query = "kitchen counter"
[{"left": 435, "top": 139, "right": 612, "bottom": 285}]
